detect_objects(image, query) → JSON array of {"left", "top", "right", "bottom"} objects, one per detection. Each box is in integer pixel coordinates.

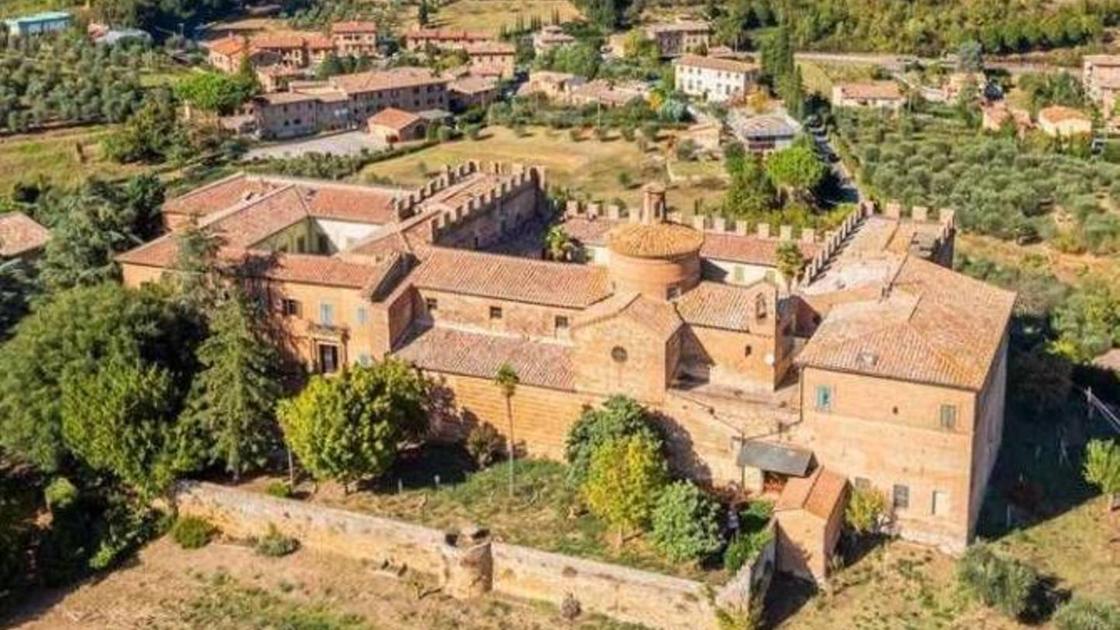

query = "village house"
[
  {"left": 118, "top": 164, "right": 1012, "bottom": 561},
  {"left": 729, "top": 110, "right": 801, "bottom": 153},
  {"left": 331, "top": 21, "right": 380, "bottom": 57},
  {"left": 237, "top": 67, "right": 448, "bottom": 139},
  {"left": 0, "top": 211, "right": 50, "bottom": 261},
  {"left": 404, "top": 28, "right": 493, "bottom": 51},
  {"left": 367, "top": 107, "right": 427, "bottom": 143},
  {"left": 516, "top": 70, "right": 586, "bottom": 100},
  {"left": 461, "top": 41, "right": 517, "bottom": 79},
  {"left": 1037, "top": 105, "right": 1092, "bottom": 137},
  {"left": 981, "top": 101, "right": 1032, "bottom": 135},
  {"left": 533, "top": 25, "right": 575, "bottom": 54},
  {"left": 1083, "top": 54, "right": 1120, "bottom": 119},
  {"left": 831, "top": 81, "right": 905, "bottom": 110},
  {"left": 567, "top": 79, "right": 649, "bottom": 108},
  {"left": 644, "top": 21, "right": 712, "bottom": 58},
  {"left": 674, "top": 54, "right": 760, "bottom": 103},
  {"left": 448, "top": 75, "right": 500, "bottom": 111}
]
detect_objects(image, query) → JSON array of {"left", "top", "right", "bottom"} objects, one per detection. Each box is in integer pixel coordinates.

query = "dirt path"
[{"left": 7, "top": 537, "right": 590, "bottom": 629}]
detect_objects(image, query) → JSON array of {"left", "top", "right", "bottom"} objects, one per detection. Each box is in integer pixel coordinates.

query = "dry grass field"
[
  {"left": 423, "top": 0, "right": 582, "bottom": 34},
  {"left": 0, "top": 125, "right": 144, "bottom": 193},
  {"left": 356, "top": 125, "right": 727, "bottom": 212}
]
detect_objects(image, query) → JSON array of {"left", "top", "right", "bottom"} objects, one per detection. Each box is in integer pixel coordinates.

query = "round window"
[{"left": 611, "top": 346, "right": 628, "bottom": 363}]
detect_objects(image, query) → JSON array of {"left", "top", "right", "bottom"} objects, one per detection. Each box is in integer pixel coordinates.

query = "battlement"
[{"left": 415, "top": 162, "right": 546, "bottom": 243}]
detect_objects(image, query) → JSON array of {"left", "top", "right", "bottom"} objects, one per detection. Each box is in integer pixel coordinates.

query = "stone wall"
[{"left": 173, "top": 481, "right": 757, "bottom": 630}]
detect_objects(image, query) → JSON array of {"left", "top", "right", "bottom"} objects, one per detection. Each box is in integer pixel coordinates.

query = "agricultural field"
[
  {"left": 356, "top": 125, "right": 727, "bottom": 212},
  {"left": 0, "top": 125, "right": 145, "bottom": 192},
  {"left": 423, "top": 0, "right": 582, "bottom": 35}
]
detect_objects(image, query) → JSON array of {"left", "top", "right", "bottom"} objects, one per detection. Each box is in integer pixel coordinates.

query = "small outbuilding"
[
  {"left": 367, "top": 107, "right": 426, "bottom": 143},
  {"left": 773, "top": 466, "right": 848, "bottom": 582}
]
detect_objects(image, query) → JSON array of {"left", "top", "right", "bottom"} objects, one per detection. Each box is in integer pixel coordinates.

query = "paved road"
[{"left": 246, "top": 130, "right": 386, "bottom": 160}]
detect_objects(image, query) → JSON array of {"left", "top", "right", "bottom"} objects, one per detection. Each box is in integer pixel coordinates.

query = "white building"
[{"left": 674, "top": 55, "right": 759, "bottom": 103}]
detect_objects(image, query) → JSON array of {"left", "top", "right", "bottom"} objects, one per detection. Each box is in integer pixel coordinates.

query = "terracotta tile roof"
[
  {"left": 304, "top": 34, "right": 335, "bottom": 49},
  {"left": 797, "top": 256, "right": 1016, "bottom": 390},
  {"left": 406, "top": 28, "right": 491, "bottom": 42},
  {"left": 449, "top": 75, "right": 498, "bottom": 95},
  {"left": 674, "top": 281, "right": 774, "bottom": 333},
  {"left": 252, "top": 33, "right": 307, "bottom": 50},
  {"left": 393, "top": 326, "right": 575, "bottom": 390},
  {"left": 608, "top": 222, "right": 703, "bottom": 258},
  {"left": 162, "top": 174, "right": 280, "bottom": 222},
  {"left": 329, "top": 67, "right": 448, "bottom": 94},
  {"left": 569, "top": 80, "right": 647, "bottom": 106},
  {"left": 558, "top": 216, "right": 613, "bottom": 245},
  {"left": 411, "top": 247, "right": 610, "bottom": 308},
  {"left": 701, "top": 232, "right": 818, "bottom": 266},
  {"left": 1039, "top": 105, "right": 1091, "bottom": 124},
  {"left": 0, "top": 212, "right": 49, "bottom": 257},
  {"left": 207, "top": 36, "right": 246, "bottom": 57},
  {"left": 299, "top": 183, "right": 399, "bottom": 223},
  {"left": 575, "top": 292, "right": 682, "bottom": 339},
  {"left": 331, "top": 21, "right": 379, "bottom": 34},
  {"left": 676, "top": 54, "right": 758, "bottom": 74},
  {"left": 201, "top": 186, "right": 310, "bottom": 247},
  {"left": 776, "top": 466, "right": 848, "bottom": 520},
  {"left": 645, "top": 21, "right": 711, "bottom": 34},
  {"left": 835, "top": 81, "right": 903, "bottom": 101},
  {"left": 367, "top": 107, "right": 422, "bottom": 131},
  {"left": 254, "top": 91, "right": 319, "bottom": 105},
  {"left": 462, "top": 41, "right": 516, "bottom": 55}
]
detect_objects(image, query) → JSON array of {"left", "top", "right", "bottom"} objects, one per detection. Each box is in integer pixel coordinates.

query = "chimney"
[{"left": 641, "top": 182, "right": 667, "bottom": 224}]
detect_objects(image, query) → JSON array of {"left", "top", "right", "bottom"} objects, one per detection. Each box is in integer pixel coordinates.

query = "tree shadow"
[
  {"left": 1021, "top": 573, "right": 1071, "bottom": 626},
  {"left": 360, "top": 443, "right": 477, "bottom": 494}
]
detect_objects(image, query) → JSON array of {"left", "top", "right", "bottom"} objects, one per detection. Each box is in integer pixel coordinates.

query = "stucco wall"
[{"left": 174, "top": 481, "right": 723, "bottom": 630}]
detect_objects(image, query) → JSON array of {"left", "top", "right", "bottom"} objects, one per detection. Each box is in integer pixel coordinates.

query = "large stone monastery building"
[{"left": 119, "top": 164, "right": 1014, "bottom": 554}]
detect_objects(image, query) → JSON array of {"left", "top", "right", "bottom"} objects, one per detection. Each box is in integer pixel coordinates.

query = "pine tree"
[{"left": 180, "top": 289, "right": 282, "bottom": 478}]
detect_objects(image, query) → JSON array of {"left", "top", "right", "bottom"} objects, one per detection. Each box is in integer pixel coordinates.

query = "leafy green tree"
[
  {"left": 957, "top": 544, "right": 1038, "bottom": 619},
  {"left": 0, "top": 258, "right": 35, "bottom": 337},
  {"left": 765, "top": 140, "right": 826, "bottom": 203},
  {"left": 175, "top": 70, "right": 256, "bottom": 115},
  {"left": 1083, "top": 439, "right": 1120, "bottom": 511},
  {"left": 278, "top": 360, "right": 429, "bottom": 492},
  {"left": 495, "top": 363, "right": 519, "bottom": 497},
  {"left": 844, "top": 486, "right": 887, "bottom": 535},
  {"left": 0, "top": 283, "right": 197, "bottom": 473},
  {"left": 102, "top": 91, "right": 189, "bottom": 164},
  {"left": 1049, "top": 280, "right": 1119, "bottom": 362},
  {"left": 544, "top": 225, "right": 576, "bottom": 261},
  {"left": 724, "top": 152, "right": 776, "bottom": 217},
  {"left": 650, "top": 481, "right": 722, "bottom": 562},
  {"left": 179, "top": 290, "right": 281, "bottom": 478},
  {"left": 60, "top": 355, "right": 178, "bottom": 497},
  {"left": 39, "top": 176, "right": 165, "bottom": 292},
  {"left": 957, "top": 40, "right": 984, "bottom": 73},
  {"left": 582, "top": 434, "right": 668, "bottom": 545},
  {"left": 565, "top": 395, "right": 662, "bottom": 486}
]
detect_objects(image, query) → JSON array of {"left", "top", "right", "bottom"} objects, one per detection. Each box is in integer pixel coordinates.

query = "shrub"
[
  {"left": 844, "top": 486, "right": 888, "bottom": 534},
  {"left": 565, "top": 396, "right": 662, "bottom": 486},
  {"left": 265, "top": 481, "right": 293, "bottom": 498},
  {"left": 582, "top": 434, "right": 668, "bottom": 544},
  {"left": 255, "top": 524, "right": 299, "bottom": 557},
  {"left": 956, "top": 544, "right": 1037, "bottom": 619},
  {"left": 1083, "top": 439, "right": 1120, "bottom": 504},
  {"left": 739, "top": 500, "right": 773, "bottom": 532},
  {"left": 466, "top": 423, "right": 505, "bottom": 468},
  {"left": 723, "top": 528, "right": 773, "bottom": 573},
  {"left": 465, "top": 123, "right": 482, "bottom": 140},
  {"left": 437, "top": 125, "right": 454, "bottom": 142},
  {"left": 568, "top": 128, "right": 582, "bottom": 142},
  {"left": 1053, "top": 597, "right": 1120, "bottom": 630},
  {"left": 617, "top": 171, "right": 634, "bottom": 189},
  {"left": 675, "top": 138, "right": 698, "bottom": 161},
  {"left": 171, "top": 515, "right": 216, "bottom": 549},
  {"left": 650, "top": 481, "right": 722, "bottom": 562},
  {"left": 44, "top": 477, "right": 79, "bottom": 511}
]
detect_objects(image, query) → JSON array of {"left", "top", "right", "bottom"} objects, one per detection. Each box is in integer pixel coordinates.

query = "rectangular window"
[
  {"left": 489, "top": 306, "right": 503, "bottom": 320},
  {"left": 939, "top": 404, "right": 957, "bottom": 430},
  {"left": 893, "top": 484, "right": 909, "bottom": 510},
  {"left": 319, "top": 303, "right": 334, "bottom": 326},
  {"left": 318, "top": 344, "right": 339, "bottom": 374},
  {"left": 555, "top": 315, "right": 570, "bottom": 331},
  {"left": 281, "top": 298, "right": 300, "bottom": 317},
  {"left": 425, "top": 297, "right": 438, "bottom": 312},
  {"left": 317, "top": 234, "right": 330, "bottom": 254},
  {"left": 815, "top": 385, "right": 833, "bottom": 412},
  {"left": 932, "top": 490, "right": 949, "bottom": 516},
  {"left": 356, "top": 306, "right": 368, "bottom": 325}
]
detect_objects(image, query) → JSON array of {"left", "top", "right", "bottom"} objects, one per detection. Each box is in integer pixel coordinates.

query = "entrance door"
[{"left": 318, "top": 343, "right": 339, "bottom": 374}]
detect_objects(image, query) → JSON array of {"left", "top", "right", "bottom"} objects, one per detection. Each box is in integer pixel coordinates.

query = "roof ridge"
[
  {"left": 167, "top": 172, "right": 248, "bottom": 205},
  {"left": 198, "top": 183, "right": 303, "bottom": 229}
]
